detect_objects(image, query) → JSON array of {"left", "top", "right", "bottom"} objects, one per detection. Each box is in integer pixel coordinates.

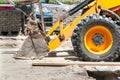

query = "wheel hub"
[
  {"left": 84, "top": 26, "right": 113, "bottom": 55},
  {"left": 93, "top": 34, "right": 104, "bottom": 46}
]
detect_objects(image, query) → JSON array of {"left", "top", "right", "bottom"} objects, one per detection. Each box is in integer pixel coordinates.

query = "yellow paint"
[
  {"left": 84, "top": 26, "right": 113, "bottom": 55},
  {"left": 46, "top": 20, "right": 60, "bottom": 37},
  {"left": 60, "top": 21, "right": 64, "bottom": 36},
  {"left": 99, "top": 0, "right": 120, "bottom": 9}
]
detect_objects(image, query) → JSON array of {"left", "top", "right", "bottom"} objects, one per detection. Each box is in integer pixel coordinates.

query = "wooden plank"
[
  {"left": 32, "top": 53, "right": 120, "bottom": 66},
  {"left": 32, "top": 61, "right": 120, "bottom": 66}
]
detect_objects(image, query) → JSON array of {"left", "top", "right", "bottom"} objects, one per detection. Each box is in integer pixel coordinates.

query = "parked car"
[
  {"left": 33, "top": 3, "right": 53, "bottom": 27},
  {"left": 42, "top": 0, "right": 76, "bottom": 11}
]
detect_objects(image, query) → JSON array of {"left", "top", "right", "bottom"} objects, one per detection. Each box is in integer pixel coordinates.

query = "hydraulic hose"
[{"left": 62, "top": 0, "right": 94, "bottom": 20}]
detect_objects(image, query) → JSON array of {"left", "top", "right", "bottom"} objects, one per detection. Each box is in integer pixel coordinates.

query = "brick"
[{"left": 0, "top": 10, "right": 22, "bottom": 33}]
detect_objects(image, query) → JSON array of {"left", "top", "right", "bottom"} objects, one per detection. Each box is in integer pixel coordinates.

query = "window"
[{"left": 41, "top": 0, "right": 49, "bottom": 3}]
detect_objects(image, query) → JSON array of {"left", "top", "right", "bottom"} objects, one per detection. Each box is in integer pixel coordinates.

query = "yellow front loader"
[
  {"left": 46, "top": 0, "right": 120, "bottom": 61},
  {"left": 15, "top": 0, "right": 120, "bottom": 61}
]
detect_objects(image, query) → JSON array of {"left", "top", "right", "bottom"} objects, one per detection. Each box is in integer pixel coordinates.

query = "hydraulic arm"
[{"left": 46, "top": 0, "right": 99, "bottom": 51}]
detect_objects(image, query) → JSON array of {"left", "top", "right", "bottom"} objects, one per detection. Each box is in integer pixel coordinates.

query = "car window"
[{"left": 41, "top": 0, "right": 49, "bottom": 3}]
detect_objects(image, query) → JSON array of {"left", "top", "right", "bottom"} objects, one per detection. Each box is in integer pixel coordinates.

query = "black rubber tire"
[{"left": 71, "top": 14, "right": 120, "bottom": 61}]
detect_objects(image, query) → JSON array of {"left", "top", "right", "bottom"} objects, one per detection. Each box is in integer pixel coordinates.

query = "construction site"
[{"left": 0, "top": 0, "right": 120, "bottom": 80}]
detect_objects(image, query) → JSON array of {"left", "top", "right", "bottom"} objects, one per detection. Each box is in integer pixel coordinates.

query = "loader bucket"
[
  {"left": 13, "top": 13, "right": 49, "bottom": 60},
  {"left": 14, "top": 36, "right": 49, "bottom": 59}
]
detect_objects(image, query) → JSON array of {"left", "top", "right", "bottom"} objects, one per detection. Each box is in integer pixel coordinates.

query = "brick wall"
[{"left": 0, "top": 10, "right": 22, "bottom": 33}]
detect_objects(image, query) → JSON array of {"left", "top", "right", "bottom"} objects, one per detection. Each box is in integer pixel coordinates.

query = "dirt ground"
[
  {"left": 1, "top": 36, "right": 120, "bottom": 80},
  {"left": 0, "top": 52, "right": 95, "bottom": 80},
  {"left": 0, "top": 36, "right": 95, "bottom": 80}
]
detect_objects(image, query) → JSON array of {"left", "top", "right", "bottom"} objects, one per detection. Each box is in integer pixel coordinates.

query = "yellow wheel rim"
[{"left": 84, "top": 26, "right": 113, "bottom": 55}]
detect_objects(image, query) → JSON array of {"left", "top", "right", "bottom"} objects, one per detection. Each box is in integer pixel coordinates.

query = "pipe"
[{"left": 62, "top": 0, "right": 94, "bottom": 20}]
